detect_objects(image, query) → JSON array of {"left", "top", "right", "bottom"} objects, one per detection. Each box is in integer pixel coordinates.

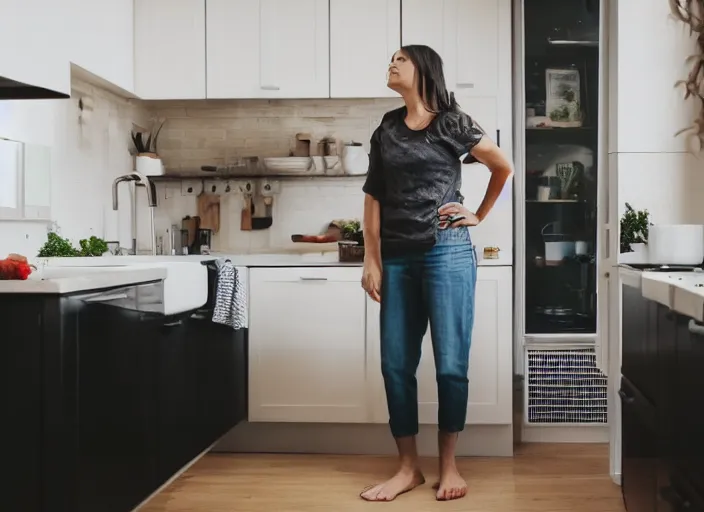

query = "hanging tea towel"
[{"left": 212, "top": 259, "right": 248, "bottom": 329}]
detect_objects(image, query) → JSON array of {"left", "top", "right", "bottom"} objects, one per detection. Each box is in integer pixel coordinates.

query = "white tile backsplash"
[{"left": 146, "top": 98, "right": 402, "bottom": 253}]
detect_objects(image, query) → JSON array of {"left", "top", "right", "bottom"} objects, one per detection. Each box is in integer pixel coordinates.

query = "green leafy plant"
[
  {"left": 131, "top": 119, "right": 165, "bottom": 155},
  {"left": 78, "top": 236, "right": 109, "bottom": 257},
  {"left": 341, "top": 219, "right": 364, "bottom": 246},
  {"left": 37, "top": 232, "right": 109, "bottom": 257},
  {"left": 620, "top": 203, "right": 650, "bottom": 253},
  {"left": 37, "top": 232, "right": 79, "bottom": 257}
]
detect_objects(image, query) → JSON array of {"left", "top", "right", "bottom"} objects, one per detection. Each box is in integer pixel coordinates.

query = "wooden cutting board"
[{"left": 197, "top": 193, "right": 220, "bottom": 232}]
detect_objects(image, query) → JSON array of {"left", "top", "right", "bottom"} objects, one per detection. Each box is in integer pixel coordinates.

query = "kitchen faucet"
[{"left": 112, "top": 172, "right": 158, "bottom": 255}]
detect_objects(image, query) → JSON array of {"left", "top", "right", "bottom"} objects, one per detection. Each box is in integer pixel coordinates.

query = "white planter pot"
[{"left": 135, "top": 154, "right": 164, "bottom": 176}]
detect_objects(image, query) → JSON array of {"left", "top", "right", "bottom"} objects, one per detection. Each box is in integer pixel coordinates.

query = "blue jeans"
[{"left": 380, "top": 227, "right": 477, "bottom": 438}]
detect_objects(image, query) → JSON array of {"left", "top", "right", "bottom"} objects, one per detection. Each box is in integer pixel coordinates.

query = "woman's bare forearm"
[
  {"left": 363, "top": 194, "right": 382, "bottom": 264},
  {"left": 475, "top": 164, "right": 512, "bottom": 222},
  {"left": 470, "top": 137, "right": 514, "bottom": 222}
]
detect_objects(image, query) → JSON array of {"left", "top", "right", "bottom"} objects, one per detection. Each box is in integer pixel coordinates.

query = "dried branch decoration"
[{"left": 670, "top": 0, "right": 704, "bottom": 151}]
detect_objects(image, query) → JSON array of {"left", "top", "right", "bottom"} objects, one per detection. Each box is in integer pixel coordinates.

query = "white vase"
[
  {"left": 135, "top": 154, "right": 164, "bottom": 176},
  {"left": 630, "top": 242, "right": 646, "bottom": 253}
]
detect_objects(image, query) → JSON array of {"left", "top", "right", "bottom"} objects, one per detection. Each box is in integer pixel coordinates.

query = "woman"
[{"left": 360, "top": 45, "right": 513, "bottom": 502}]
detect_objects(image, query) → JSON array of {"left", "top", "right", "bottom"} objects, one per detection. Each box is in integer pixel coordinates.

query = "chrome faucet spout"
[{"left": 112, "top": 174, "right": 137, "bottom": 210}]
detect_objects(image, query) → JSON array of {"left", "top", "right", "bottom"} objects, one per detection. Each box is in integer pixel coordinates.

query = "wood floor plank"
[{"left": 141, "top": 443, "right": 624, "bottom": 512}]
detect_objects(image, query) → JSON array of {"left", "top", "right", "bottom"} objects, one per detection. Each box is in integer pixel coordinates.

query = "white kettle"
[{"left": 341, "top": 142, "right": 369, "bottom": 176}]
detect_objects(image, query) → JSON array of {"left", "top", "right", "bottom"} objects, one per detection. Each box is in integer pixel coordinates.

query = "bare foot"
[
  {"left": 435, "top": 466, "right": 467, "bottom": 501},
  {"left": 360, "top": 468, "right": 425, "bottom": 502}
]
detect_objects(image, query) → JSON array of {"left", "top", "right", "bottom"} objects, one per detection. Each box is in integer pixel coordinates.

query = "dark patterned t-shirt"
[{"left": 362, "top": 106, "right": 485, "bottom": 256}]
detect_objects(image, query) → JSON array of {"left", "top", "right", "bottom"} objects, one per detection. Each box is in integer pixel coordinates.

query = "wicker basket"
[{"left": 338, "top": 241, "right": 365, "bottom": 263}]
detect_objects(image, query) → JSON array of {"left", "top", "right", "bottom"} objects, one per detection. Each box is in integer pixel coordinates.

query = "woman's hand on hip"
[
  {"left": 438, "top": 202, "right": 480, "bottom": 229},
  {"left": 362, "top": 259, "right": 382, "bottom": 303}
]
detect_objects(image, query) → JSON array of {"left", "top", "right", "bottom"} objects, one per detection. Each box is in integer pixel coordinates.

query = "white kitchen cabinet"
[
  {"left": 68, "top": 0, "right": 134, "bottom": 92},
  {"left": 401, "top": 0, "right": 509, "bottom": 98},
  {"left": 248, "top": 267, "right": 369, "bottom": 423},
  {"left": 206, "top": 0, "right": 329, "bottom": 99},
  {"left": 367, "top": 266, "right": 513, "bottom": 425},
  {"left": 134, "top": 0, "right": 206, "bottom": 99},
  {"left": 611, "top": 0, "right": 697, "bottom": 153},
  {"left": 329, "top": 0, "right": 400, "bottom": 98},
  {"left": 0, "top": 0, "right": 70, "bottom": 96}
]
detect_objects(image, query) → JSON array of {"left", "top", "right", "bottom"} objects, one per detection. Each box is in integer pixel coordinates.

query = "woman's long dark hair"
[{"left": 400, "top": 44, "right": 459, "bottom": 114}]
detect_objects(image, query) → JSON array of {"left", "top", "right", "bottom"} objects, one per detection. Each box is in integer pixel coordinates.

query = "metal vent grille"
[{"left": 526, "top": 348, "right": 607, "bottom": 425}]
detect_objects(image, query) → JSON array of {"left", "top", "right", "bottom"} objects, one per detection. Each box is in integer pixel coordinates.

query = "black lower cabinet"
[
  {"left": 75, "top": 302, "right": 159, "bottom": 512},
  {"left": 1, "top": 291, "right": 247, "bottom": 512},
  {"left": 621, "top": 377, "right": 658, "bottom": 512},
  {"left": 622, "top": 285, "right": 704, "bottom": 512},
  {"left": 154, "top": 315, "right": 200, "bottom": 487}
]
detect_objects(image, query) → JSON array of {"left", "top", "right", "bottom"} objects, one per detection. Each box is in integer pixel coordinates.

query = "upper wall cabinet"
[
  {"left": 69, "top": 0, "right": 135, "bottom": 93},
  {"left": 402, "top": 0, "right": 502, "bottom": 98},
  {"left": 134, "top": 0, "right": 207, "bottom": 100},
  {"left": 329, "top": 0, "right": 400, "bottom": 98},
  {"left": 206, "top": 0, "right": 329, "bottom": 99},
  {"left": 0, "top": 0, "right": 70, "bottom": 97}
]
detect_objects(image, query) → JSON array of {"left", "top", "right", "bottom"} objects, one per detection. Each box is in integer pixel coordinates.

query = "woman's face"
[{"left": 387, "top": 50, "right": 415, "bottom": 92}]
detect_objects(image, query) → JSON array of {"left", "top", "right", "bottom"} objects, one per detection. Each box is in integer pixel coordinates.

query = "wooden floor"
[{"left": 141, "top": 444, "right": 624, "bottom": 512}]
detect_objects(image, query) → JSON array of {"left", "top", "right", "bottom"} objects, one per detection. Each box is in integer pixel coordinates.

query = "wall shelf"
[{"left": 150, "top": 171, "right": 367, "bottom": 182}]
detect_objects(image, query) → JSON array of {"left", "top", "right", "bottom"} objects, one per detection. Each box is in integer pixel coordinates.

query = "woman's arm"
[
  {"left": 469, "top": 137, "right": 513, "bottom": 222},
  {"left": 363, "top": 193, "right": 382, "bottom": 264}
]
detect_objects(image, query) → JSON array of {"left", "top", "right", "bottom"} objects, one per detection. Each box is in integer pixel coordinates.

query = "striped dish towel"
[{"left": 212, "top": 259, "right": 248, "bottom": 329}]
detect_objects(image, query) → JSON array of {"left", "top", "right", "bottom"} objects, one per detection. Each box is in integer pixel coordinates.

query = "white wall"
[{"left": 0, "top": 78, "right": 150, "bottom": 259}]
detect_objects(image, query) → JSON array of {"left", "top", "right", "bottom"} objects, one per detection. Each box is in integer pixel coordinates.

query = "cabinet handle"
[
  {"left": 261, "top": 85, "right": 280, "bottom": 91},
  {"left": 299, "top": 277, "right": 328, "bottom": 281},
  {"left": 688, "top": 319, "right": 704, "bottom": 336},
  {"left": 618, "top": 389, "right": 635, "bottom": 404},
  {"left": 163, "top": 319, "right": 183, "bottom": 328},
  {"left": 456, "top": 82, "right": 474, "bottom": 89},
  {"left": 84, "top": 292, "right": 128, "bottom": 302},
  {"left": 496, "top": 129, "right": 500, "bottom": 147}
]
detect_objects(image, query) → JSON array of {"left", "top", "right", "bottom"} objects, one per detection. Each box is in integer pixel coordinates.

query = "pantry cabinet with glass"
[{"left": 517, "top": 0, "right": 602, "bottom": 337}]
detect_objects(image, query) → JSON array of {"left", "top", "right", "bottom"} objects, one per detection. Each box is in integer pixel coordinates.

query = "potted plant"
[
  {"left": 131, "top": 119, "right": 165, "bottom": 176},
  {"left": 338, "top": 219, "right": 365, "bottom": 262},
  {"left": 620, "top": 203, "right": 650, "bottom": 253}
]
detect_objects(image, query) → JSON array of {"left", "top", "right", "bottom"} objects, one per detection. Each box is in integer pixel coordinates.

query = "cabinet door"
[
  {"left": 134, "top": 0, "right": 206, "bottom": 99},
  {"left": 401, "top": 0, "right": 506, "bottom": 98},
  {"left": 207, "top": 0, "right": 329, "bottom": 99},
  {"left": 367, "top": 266, "right": 513, "bottom": 425},
  {"left": 248, "top": 267, "right": 367, "bottom": 422},
  {"left": 329, "top": 0, "right": 400, "bottom": 98}
]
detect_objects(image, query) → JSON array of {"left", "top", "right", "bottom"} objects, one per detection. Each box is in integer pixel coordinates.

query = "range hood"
[{"left": 0, "top": 75, "right": 69, "bottom": 100}]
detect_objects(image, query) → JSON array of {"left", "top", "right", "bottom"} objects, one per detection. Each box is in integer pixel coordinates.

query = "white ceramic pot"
[
  {"left": 135, "top": 154, "right": 164, "bottom": 176},
  {"left": 648, "top": 224, "right": 704, "bottom": 265},
  {"left": 341, "top": 143, "right": 369, "bottom": 176}
]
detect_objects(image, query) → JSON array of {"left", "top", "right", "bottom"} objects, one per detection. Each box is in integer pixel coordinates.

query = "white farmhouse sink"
[{"left": 39, "top": 261, "right": 208, "bottom": 315}]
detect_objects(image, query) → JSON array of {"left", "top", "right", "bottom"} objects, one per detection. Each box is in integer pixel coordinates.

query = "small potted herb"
[
  {"left": 339, "top": 220, "right": 365, "bottom": 262},
  {"left": 620, "top": 203, "right": 650, "bottom": 253},
  {"left": 37, "top": 232, "right": 109, "bottom": 257},
  {"left": 132, "top": 119, "right": 165, "bottom": 176}
]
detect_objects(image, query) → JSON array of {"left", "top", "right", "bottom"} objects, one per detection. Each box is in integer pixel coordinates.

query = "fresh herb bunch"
[
  {"left": 37, "top": 232, "right": 80, "bottom": 257},
  {"left": 341, "top": 220, "right": 364, "bottom": 246},
  {"left": 78, "top": 236, "right": 109, "bottom": 257},
  {"left": 37, "top": 233, "right": 109, "bottom": 257},
  {"left": 620, "top": 203, "right": 650, "bottom": 253}
]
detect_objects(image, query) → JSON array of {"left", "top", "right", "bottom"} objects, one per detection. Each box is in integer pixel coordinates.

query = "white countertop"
[
  {"left": 0, "top": 265, "right": 167, "bottom": 294},
  {"left": 619, "top": 265, "right": 704, "bottom": 321},
  {"left": 0, "top": 251, "right": 511, "bottom": 295}
]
